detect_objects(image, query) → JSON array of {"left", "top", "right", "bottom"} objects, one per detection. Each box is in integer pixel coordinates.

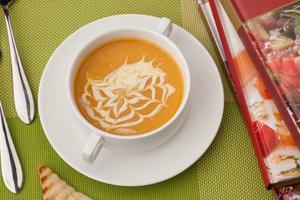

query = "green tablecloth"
[{"left": 0, "top": 0, "right": 274, "bottom": 199}]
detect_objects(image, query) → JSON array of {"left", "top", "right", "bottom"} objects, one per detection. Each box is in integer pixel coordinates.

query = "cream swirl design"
[{"left": 80, "top": 58, "right": 176, "bottom": 134}]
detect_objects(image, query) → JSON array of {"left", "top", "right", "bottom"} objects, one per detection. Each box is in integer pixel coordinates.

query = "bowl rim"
[{"left": 66, "top": 27, "right": 191, "bottom": 140}]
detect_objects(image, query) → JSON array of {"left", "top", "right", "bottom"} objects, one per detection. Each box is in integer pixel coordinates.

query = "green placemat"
[{"left": 0, "top": 0, "right": 274, "bottom": 199}]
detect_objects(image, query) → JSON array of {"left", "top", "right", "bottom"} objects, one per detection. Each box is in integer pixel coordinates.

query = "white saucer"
[{"left": 38, "top": 14, "right": 224, "bottom": 186}]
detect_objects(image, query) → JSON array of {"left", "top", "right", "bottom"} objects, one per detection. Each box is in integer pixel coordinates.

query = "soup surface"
[{"left": 75, "top": 38, "right": 184, "bottom": 135}]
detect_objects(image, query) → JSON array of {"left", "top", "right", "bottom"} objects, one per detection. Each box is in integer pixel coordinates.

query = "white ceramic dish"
[
  {"left": 38, "top": 14, "right": 224, "bottom": 186},
  {"left": 66, "top": 18, "right": 191, "bottom": 164}
]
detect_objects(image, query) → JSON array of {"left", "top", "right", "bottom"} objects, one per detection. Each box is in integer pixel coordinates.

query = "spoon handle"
[
  {"left": 0, "top": 101, "right": 23, "bottom": 193},
  {"left": 3, "top": 5, "right": 35, "bottom": 124}
]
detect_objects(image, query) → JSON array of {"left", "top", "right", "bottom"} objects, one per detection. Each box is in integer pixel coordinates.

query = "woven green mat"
[{"left": 0, "top": 0, "right": 274, "bottom": 199}]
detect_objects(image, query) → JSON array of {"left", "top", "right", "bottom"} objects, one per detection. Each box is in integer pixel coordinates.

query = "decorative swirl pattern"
[{"left": 80, "top": 58, "right": 176, "bottom": 134}]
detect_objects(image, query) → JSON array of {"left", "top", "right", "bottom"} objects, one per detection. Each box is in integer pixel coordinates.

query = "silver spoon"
[
  {"left": 0, "top": 100, "right": 23, "bottom": 193},
  {"left": 1, "top": 0, "right": 34, "bottom": 124}
]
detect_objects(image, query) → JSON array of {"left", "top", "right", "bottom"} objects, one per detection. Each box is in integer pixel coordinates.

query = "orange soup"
[{"left": 74, "top": 38, "right": 184, "bottom": 136}]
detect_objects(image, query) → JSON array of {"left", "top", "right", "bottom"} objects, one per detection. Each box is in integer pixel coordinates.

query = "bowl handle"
[
  {"left": 156, "top": 17, "right": 173, "bottom": 37},
  {"left": 82, "top": 132, "right": 103, "bottom": 164}
]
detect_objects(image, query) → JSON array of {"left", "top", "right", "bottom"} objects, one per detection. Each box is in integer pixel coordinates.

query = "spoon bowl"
[{"left": 1, "top": 0, "right": 35, "bottom": 123}]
